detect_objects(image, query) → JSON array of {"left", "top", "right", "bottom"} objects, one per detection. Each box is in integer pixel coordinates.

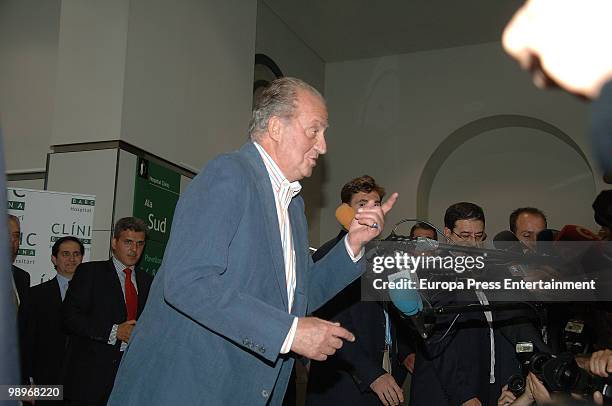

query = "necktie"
[{"left": 123, "top": 268, "right": 138, "bottom": 320}]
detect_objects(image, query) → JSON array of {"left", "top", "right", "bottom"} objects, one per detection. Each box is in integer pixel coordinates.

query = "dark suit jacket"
[
  {"left": 307, "top": 231, "right": 412, "bottom": 405},
  {"left": 410, "top": 291, "right": 492, "bottom": 406},
  {"left": 62, "top": 260, "right": 152, "bottom": 403},
  {"left": 13, "top": 265, "right": 30, "bottom": 383},
  {"left": 26, "top": 277, "right": 66, "bottom": 386}
]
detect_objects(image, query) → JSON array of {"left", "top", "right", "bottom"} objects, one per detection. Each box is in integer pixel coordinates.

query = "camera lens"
[
  {"left": 529, "top": 352, "right": 552, "bottom": 377},
  {"left": 507, "top": 374, "right": 526, "bottom": 397}
]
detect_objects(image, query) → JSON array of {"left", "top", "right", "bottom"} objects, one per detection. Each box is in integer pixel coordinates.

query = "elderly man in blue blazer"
[{"left": 108, "top": 77, "right": 398, "bottom": 405}]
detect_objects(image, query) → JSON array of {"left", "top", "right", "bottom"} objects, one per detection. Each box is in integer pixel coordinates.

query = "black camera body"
[{"left": 507, "top": 342, "right": 612, "bottom": 400}]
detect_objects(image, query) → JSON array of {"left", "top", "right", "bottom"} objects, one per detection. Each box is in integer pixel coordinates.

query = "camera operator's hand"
[
  {"left": 462, "top": 398, "right": 482, "bottom": 406},
  {"left": 589, "top": 349, "right": 612, "bottom": 378},
  {"left": 526, "top": 373, "right": 552, "bottom": 405},
  {"left": 497, "top": 385, "right": 533, "bottom": 406},
  {"left": 498, "top": 387, "right": 516, "bottom": 406},
  {"left": 585, "top": 349, "right": 612, "bottom": 405},
  {"left": 594, "top": 391, "right": 604, "bottom": 406},
  {"left": 498, "top": 384, "right": 534, "bottom": 406}
]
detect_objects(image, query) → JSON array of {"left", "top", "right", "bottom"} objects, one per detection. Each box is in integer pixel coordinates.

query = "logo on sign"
[{"left": 8, "top": 201, "right": 25, "bottom": 210}]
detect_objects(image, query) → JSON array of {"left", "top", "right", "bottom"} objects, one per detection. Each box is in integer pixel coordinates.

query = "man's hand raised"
[
  {"left": 347, "top": 192, "right": 399, "bottom": 256},
  {"left": 290, "top": 317, "right": 355, "bottom": 361}
]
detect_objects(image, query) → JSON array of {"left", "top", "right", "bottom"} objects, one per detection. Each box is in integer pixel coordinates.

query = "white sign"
[{"left": 7, "top": 188, "right": 95, "bottom": 286}]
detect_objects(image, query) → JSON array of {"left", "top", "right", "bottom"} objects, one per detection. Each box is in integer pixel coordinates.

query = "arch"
[{"left": 416, "top": 114, "right": 595, "bottom": 219}]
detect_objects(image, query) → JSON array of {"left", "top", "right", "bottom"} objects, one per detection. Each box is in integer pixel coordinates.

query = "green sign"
[
  {"left": 133, "top": 158, "right": 181, "bottom": 276},
  {"left": 8, "top": 201, "right": 25, "bottom": 210}
]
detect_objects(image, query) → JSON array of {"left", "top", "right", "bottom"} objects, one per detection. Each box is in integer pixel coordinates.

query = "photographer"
[
  {"left": 582, "top": 349, "right": 612, "bottom": 405},
  {"left": 498, "top": 349, "right": 612, "bottom": 405},
  {"left": 497, "top": 373, "right": 551, "bottom": 406}
]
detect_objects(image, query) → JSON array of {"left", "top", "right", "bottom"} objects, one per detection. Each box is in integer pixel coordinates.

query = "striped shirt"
[
  {"left": 254, "top": 142, "right": 302, "bottom": 312},
  {"left": 253, "top": 142, "right": 364, "bottom": 354}
]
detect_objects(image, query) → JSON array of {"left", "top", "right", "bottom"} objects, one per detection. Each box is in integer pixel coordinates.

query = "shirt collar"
[
  {"left": 253, "top": 142, "right": 302, "bottom": 209},
  {"left": 56, "top": 272, "right": 71, "bottom": 286},
  {"left": 112, "top": 256, "right": 134, "bottom": 273}
]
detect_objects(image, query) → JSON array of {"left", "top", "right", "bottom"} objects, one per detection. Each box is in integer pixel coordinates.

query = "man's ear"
[
  {"left": 443, "top": 227, "right": 452, "bottom": 238},
  {"left": 267, "top": 116, "right": 282, "bottom": 142},
  {"left": 51, "top": 255, "right": 58, "bottom": 268}
]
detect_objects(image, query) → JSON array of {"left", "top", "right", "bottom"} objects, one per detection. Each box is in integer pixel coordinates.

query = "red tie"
[{"left": 123, "top": 268, "right": 138, "bottom": 320}]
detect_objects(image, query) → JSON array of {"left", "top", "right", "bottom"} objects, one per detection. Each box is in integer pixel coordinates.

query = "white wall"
[
  {"left": 255, "top": 1, "right": 325, "bottom": 92},
  {"left": 4, "top": 0, "right": 257, "bottom": 172},
  {"left": 0, "top": 0, "right": 60, "bottom": 171},
  {"left": 7, "top": 179, "right": 45, "bottom": 190},
  {"left": 114, "top": 149, "right": 137, "bottom": 221},
  {"left": 428, "top": 128, "right": 596, "bottom": 236},
  {"left": 322, "top": 42, "right": 599, "bottom": 243},
  {"left": 255, "top": 0, "right": 326, "bottom": 244},
  {"left": 51, "top": 0, "right": 130, "bottom": 146},
  {"left": 120, "top": 0, "right": 257, "bottom": 171}
]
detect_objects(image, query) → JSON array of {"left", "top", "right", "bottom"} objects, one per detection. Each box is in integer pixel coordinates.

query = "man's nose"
[{"left": 315, "top": 133, "right": 327, "bottom": 155}]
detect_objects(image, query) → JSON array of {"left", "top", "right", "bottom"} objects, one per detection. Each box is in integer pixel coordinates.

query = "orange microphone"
[{"left": 335, "top": 203, "right": 355, "bottom": 230}]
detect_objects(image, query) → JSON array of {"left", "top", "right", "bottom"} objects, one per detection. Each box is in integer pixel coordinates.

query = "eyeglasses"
[{"left": 451, "top": 230, "right": 487, "bottom": 243}]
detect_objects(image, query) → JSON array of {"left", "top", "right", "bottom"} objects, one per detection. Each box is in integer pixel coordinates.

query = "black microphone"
[
  {"left": 536, "top": 228, "right": 559, "bottom": 256},
  {"left": 493, "top": 230, "right": 523, "bottom": 253},
  {"left": 537, "top": 228, "right": 559, "bottom": 242}
]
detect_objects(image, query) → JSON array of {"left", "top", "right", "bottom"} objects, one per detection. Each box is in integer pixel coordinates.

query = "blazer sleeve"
[
  {"left": 62, "top": 263, "right": 116, "bottom": 343},
  {"left": 306, "top": 239, "right": 364, "bottom": 313},
  {"left": 161, "top": 155, "right": 295, "bottom": 363}
]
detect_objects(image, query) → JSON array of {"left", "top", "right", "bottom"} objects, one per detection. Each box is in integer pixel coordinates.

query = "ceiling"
[{"left": 262, "top": 0, "right": 525, "bottom": 62}]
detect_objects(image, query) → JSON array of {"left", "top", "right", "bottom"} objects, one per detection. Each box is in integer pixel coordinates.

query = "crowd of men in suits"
[
  {"left": 302, "top": 175, "right": 612, "bottom": 406},
  {"left": 10, "top": 172, "right": 612, "bottom": 406},
  {"left": 10, "top": 216, "right": 152, "bottom": 405}
]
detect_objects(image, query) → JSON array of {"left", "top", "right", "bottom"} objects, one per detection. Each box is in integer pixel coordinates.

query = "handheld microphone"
[
  {"left": 536, "top": 228, "right": 559, "bottom": 255},
  {"left": 493, "top": 230, "right": 524, "bottom": 253},
  {"left": 335, "top": 203, "right": 355, "bottom": 230},
  {"left": 537, "top": 228, "right": 559, "bottom": 242},
  {"left": 387, "top": 271, "right": 429, "bottom": 339}
]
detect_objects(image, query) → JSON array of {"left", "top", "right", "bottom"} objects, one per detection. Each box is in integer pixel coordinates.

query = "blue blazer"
[{"left": 108, "top": 142, "right": 364, "bottom": 405}]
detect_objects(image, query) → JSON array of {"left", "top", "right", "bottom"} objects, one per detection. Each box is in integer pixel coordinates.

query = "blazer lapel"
[
  {"left": 107, "top": 260, "right": 127, "bottom": 320},
  {"left": 288, "top": 198, "right": 307, "bottom": 316},
  {"left": 134, "top": 269, "right": 148, "bottom": 317},
  {"left": 240, "top": 143, "right": 288, "bottom": 309}
]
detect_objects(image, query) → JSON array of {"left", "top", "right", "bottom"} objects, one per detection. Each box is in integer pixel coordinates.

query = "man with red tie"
[{"left": 62, "top": 217, "right": 153, "bottom": 405}]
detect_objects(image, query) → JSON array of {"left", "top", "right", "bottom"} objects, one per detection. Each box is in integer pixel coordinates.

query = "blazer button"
[{"left": 261, "top": 389, "right": 269, "bottom": 398}]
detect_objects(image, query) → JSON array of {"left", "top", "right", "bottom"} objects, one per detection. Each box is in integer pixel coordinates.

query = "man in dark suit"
[
  {"left": 307, "top": 175, "right": 412, "bottom": 406},
  {"left": 8, "top": 214, "right": 30, "bottom": 384},
  {"left": 62, "top": 217, "right": 153, "bottom": 406},
  {"left": 27, "top": 236, "right": 84, "bottom": 402},
  {"left": 410, "top": 203, "right": 492, "bottom": 406},
  {"left": 108, "top": 78, "right": 398, "bottom": 405},
  {"left": 410, "top": 203, "right": 523, "bottom": 406}
]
